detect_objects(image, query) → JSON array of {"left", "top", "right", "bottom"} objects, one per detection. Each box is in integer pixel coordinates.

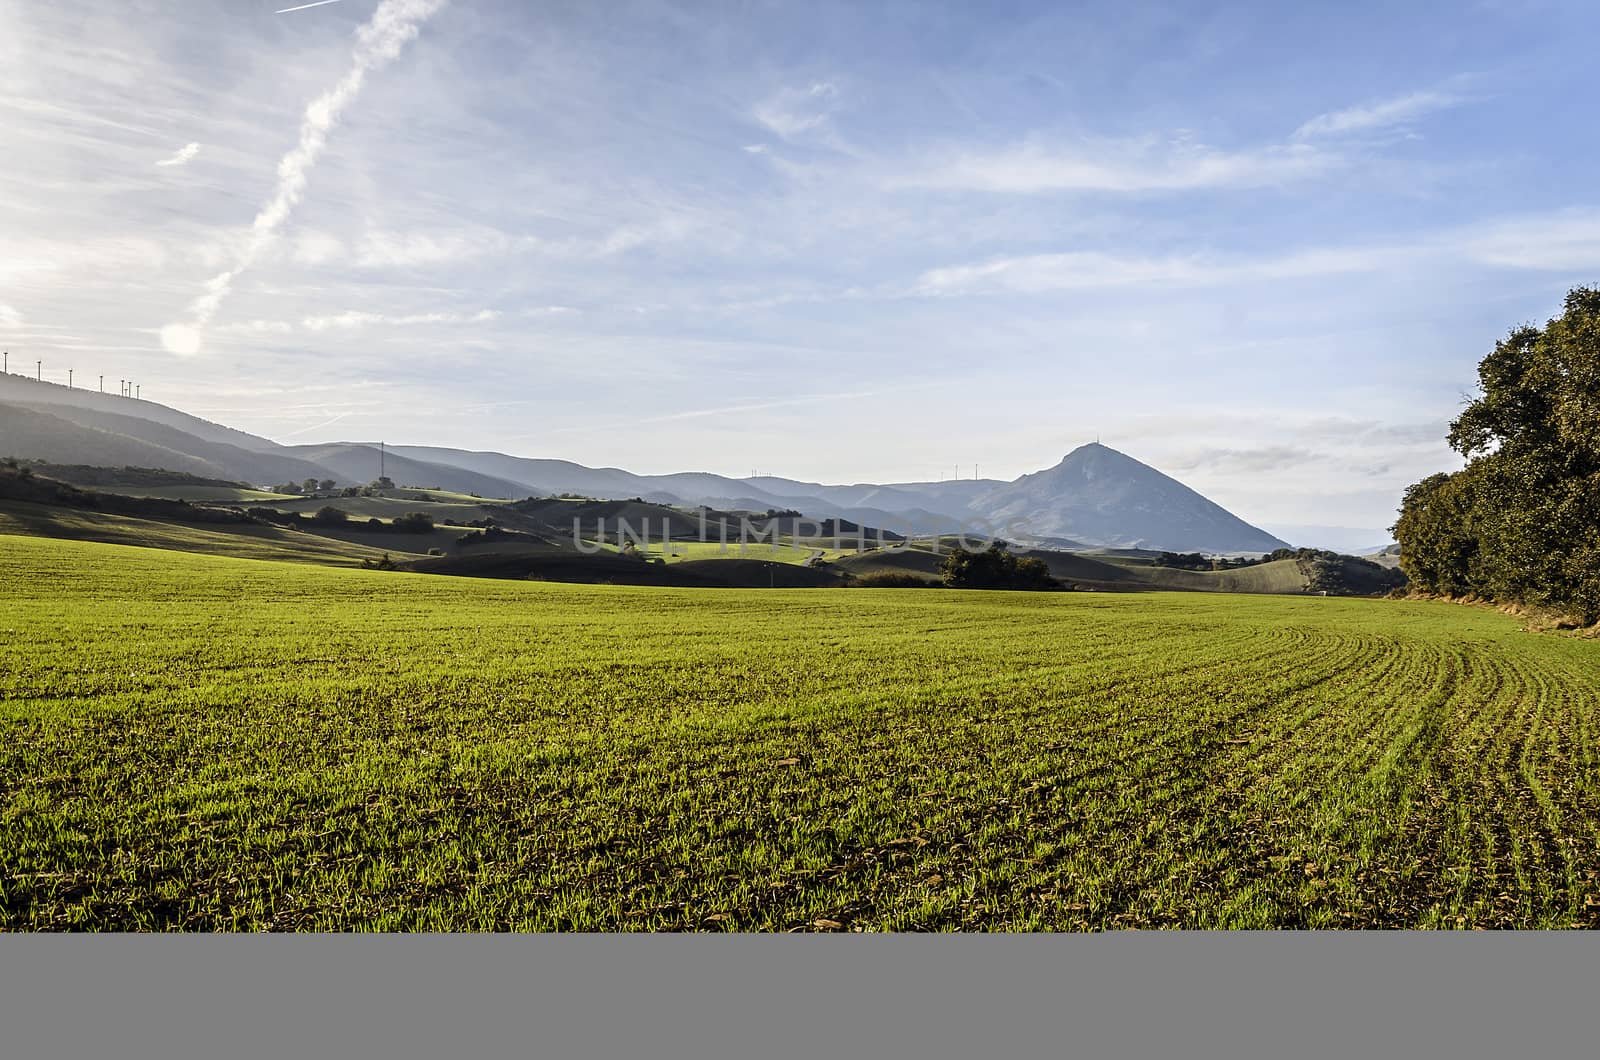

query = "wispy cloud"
[
  {"left": 753, "top": 81, "right": 840, "bottom": 140},
  {"left": 292, "top": 231, "right": 346, "bottom": 266},
  {"left": 301, "top": 308, "right": 498, "bottom": 331},
  {"left": 214, "top": 308, "right": 501, "bottom": 335},
  {"left": 1167, "top": 445, "right": 1322, "bottom": 474},
  {"left": 154, "top": 142, "right": 200, "bottom": 167},
  {"left": 525, "top": 383, "right": 923, "bottom": 439},
  {"left": 160, "top": 0, "right": 450, "bottom": 356},
  {"left": 0, "top": 304, "right": 23, "bottom": 328},
  {"left": 276, "top": 410, "right": 352, "bottom": 438},
  {"left": 1457, "top": 208, "right": 1600, "bottom": 270},
  {"left": 354, "top": 228, "right": 510, "bottom": 267},
  {"left": 914, "top": 245, "right": 1406, "bottom": 296},
  {"left": 896, "top": 137, "right": 1335, "bottom": 194},
  {"left": 341, "top": 219, "right": 697, "bottom": 269},
  {"left": 1294, "top": 86, "right": 1469, "bottom": 140},
  {"left": 914, "top": 205, "right": 1600, "bottom": 298}
]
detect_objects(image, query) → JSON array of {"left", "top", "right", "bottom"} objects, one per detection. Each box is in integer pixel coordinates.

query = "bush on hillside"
[
  {"left": 941, "top": 544, "right": 1060, "bottom": 590},
  {"left": 852, "top": 571, "right": 938, "bottom": 588},
  {"left": 391, "top": 512, "right": 435, "bottom": 533}
]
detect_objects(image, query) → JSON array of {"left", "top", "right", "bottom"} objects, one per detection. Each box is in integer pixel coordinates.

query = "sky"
[{"left": 4, "top": 0, "right": 1600, "bottom": 543}]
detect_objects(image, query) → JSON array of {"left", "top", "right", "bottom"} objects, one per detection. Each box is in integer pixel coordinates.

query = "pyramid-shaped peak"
[
  {"left": 983, "top": 442, "right": 1289, "bottom": 552},
  {"left": 1055, "top": 441, "right": 1138, "bottom": 467}
]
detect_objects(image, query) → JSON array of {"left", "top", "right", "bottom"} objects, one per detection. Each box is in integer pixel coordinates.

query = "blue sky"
[{"left": 4, "top": 0, "right": 1600, "bottom": 542}]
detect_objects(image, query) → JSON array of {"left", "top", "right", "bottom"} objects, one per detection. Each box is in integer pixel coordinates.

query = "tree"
[
  {"left": 370, "top": 476, "right": 395, "bottom": 491},
  {"left": 318, "top": 479, "right": 336, "bottom": 491},
  {"left": 391, "top": 512, "right": 435, "bottom": 533},
  {"left": 941, "top": 543, "right": 1060, "bottom": 590},
  {"left": 1393, "top": 286, "right": 1600, "bottom": 622},
  {"left": 313, "top": 505, "right": 349, "bottom": 525},
  {"left": 302, "top": 477, "right": 320, "bottom": 494}
]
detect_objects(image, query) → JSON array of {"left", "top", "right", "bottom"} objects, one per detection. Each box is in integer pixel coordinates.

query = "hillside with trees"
[{"left": 1394, "top": 286, "right": 1600, "bottom": 624}]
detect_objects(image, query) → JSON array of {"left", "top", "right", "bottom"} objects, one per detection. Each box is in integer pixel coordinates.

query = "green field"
[
  {"left": 0, "top": 501, "right": 396, "bottom": 566},
  {"left": 102, "top": 485, "right": 297, "bottom": 503},
  {"left": 4, "top": 533, "right": 1599, "bottom": 930}
]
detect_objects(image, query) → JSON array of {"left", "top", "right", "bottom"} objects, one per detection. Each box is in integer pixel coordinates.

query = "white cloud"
[
  {"left": 293, "top": 231, "right": 346, "bottom": 266},
  {"left": 915, "top": 245, "right": 1404, "bottom": 296},
  {"left": 1457, "top": 209, "right": 1600, "bottom": 270},
  {"left": 1166, "top": 445, "right": 1323, "bottom": 474},
  {"left": 0, "top": 236, "right": 170, "bottom": 285},
  {"left": 1294, "top": 89, "right": 1466, "bottom": 140},
  {"left": 212, "top": 319, "right": 297, "bottom": 336},
  {"left": 913, "top": 207, "right": 1600, "bottom": 298},
  {"left": 162, "top": 0, "right": 451, "bottom": 355},
  {"left": 154, "top": 142, "right": 201, "bottom": 167},
  {"left": 300, "top": 308, "right": 498, "bottom": 331},
  {"left": 211, "top": 308, "right": 501, "bottom": 336},
  {"left": 355, "top": 228, "right": 511, "bottom": 267},
  {"left": 753, "top": 81, "right": 839, "bottom": 140},
  {"left": 898, "top": 137, "right": 1336, "bottom": 194},
  {"left": 342, "top": 219, "right": 694, "bottom": 270},
  {"left": 0, "top": 304, "right": 23, "bottom": 327}
]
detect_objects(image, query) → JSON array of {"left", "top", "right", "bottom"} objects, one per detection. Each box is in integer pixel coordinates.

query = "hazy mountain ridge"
[
  {"left": 286, "top": 443, "right": 531, "bottom": 499},
  {"left": 2, "top": 382, "right": 1288, "bottom": 553},
  {"left": 0, "top": 374, "right": 281, "bottom": 452}
]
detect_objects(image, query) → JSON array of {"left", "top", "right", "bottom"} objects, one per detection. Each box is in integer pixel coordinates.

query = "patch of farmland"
[{"left": 3, "top": 534, "right": 1598, "bottom": 930}]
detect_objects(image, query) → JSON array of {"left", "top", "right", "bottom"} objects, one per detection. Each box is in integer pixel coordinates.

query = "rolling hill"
[
  {"left": 2, "top": 375, "right": 1291, "bottom": 553},
  {"left": 0, "top": 401, "right": 337, "bottom": 486},
  {"left": 284, "top": 443, "right": 531, "bottom": 499}
]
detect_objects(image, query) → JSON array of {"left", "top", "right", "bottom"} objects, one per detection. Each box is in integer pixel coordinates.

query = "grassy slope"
[
  {"left": 101, "top": 485, "right": 295, "bottom": 503},
  {"left": 3, "top": 534, "right": 1598, "bottom": 930},
  {"left": 0, "top": 502, "right": 392, "bottom": 566}
]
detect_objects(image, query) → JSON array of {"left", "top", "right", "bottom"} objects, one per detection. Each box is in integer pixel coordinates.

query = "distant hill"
[
  {"left": 1, "top": 404, "right": 225, "bottom": 477},
  {"left": 968, "top": 443, "right": 1289, "bottom": 553},
  {"left": 1, "top": 378, "right": 1295, "bottom": 553},
  {"left": 0, "top": 373, "right": 279, "bottom": 452},
  {"left": 0, "top": 400, "right": 336, "bottom": 486},
  {"left": 284, "top": 443, "right": 532, "bottom": 499}
]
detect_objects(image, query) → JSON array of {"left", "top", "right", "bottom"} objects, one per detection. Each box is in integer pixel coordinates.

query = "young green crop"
[{"left": 3, "top": 533, "right": 1598, "bottom": 930}]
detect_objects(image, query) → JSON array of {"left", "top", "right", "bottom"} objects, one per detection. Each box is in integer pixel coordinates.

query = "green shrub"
[
  {"left": 852, "top": 571, "right": 937, "bottom": 588},
  {"left": 941, "top": 544, "right": 1060, "bottom": 590},
  {"left": 392, "top": 512, "right": 435, "bottom": 534}
]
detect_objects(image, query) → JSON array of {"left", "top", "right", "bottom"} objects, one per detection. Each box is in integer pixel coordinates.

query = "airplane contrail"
[
  {"left": 278, "top": 411, "right": 352, "bottom": 439},
  {"left": 276, "top": 0, "right": 344, "bottom": 13},
  {"left": 162, "top": 0, "right": 448, "bottom": 356}
]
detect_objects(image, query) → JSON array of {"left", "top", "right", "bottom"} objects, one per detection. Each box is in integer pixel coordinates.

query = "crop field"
[
  {"left": 100, "top": 485, "right": 296, "bottom": 503},
  {"left": 3, "top": 533, "right": 1600, "bottom": 931},
  {"left": 0, "top": 502, "right": 395, "bottom": 566}
]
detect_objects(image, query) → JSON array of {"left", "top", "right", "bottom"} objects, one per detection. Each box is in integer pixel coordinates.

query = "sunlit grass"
[{"left": 3, "top": 533, "right": 1598, "bottom": 930}]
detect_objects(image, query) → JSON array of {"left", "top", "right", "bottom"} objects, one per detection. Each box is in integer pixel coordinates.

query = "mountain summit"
[{"left": 968, "top": 443, "right": 1288, "bottom": 553}]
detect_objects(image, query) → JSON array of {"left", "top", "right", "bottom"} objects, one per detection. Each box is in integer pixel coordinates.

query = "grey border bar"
[{"left": 1, "top": 933, "right": 1593, "bottom": 1060}]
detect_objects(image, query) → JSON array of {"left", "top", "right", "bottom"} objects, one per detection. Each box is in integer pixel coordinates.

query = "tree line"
[{"left": 1393, "top": 286, "right": 1600, "bottom": 624}]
